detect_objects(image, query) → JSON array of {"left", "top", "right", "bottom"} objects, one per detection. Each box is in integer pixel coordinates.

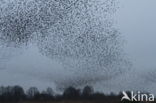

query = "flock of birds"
[{"left": 0, "top": 0, "right": 131, "bottom": 88}]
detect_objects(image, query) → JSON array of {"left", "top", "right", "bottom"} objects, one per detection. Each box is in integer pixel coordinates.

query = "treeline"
[{"left": 0, "top": 85, "right": 140, "bottom": 103}]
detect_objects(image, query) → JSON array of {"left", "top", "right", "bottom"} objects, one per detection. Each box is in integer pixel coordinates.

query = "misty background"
[{"left": 0, "top": 0, "right": 156, "bottom": 94}]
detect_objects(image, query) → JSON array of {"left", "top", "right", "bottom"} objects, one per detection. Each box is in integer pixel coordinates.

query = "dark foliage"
[
  {"left": 0, "top": 85, "right": 152, "bottom": 103},
  {"left": 63, "top": 86, "right": 80, "bottom": 100}
]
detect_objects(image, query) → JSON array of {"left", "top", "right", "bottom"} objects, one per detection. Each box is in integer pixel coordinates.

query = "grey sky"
[
  {"left": 0, "top": 0, "right": 156, "bottom": 93},
  {"left": 117, "top": 0, "right": 156, "bottom": 70}
]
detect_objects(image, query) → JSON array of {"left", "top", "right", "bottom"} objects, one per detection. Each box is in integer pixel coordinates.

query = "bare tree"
[
  {"left": 46, "top": 87, "right": 54, "bottom": 96},
  {"left": 11, "top": 86, "right": 25, "bottom": 100},
  {"left": 82, "top": 86, "right": 94, "bottom": 96},
  {"left": 63, "top": 86, "right": 80, "bottom": 99},
  {"left": 26, "top": 87, "right": 39, "bottom": 99}
]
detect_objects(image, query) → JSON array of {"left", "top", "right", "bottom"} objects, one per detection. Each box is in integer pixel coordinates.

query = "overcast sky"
[
  {"left": 0, "top": 0, "right": 156, "bottom": 93},
  {"left": 117, "top": 0, "right": 156, "bottom": 70}
]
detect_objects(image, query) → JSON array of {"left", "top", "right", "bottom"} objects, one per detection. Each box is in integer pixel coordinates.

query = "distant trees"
[
  {"left": 82, "top": 85, "right": 94, "bottom": 96},
  {"left": 0, "top": 86, "right": 25, "bottom": 101},
  {"left": 36, "top": 87, "right": 54, "bottom": 101},
  {"left": 11, "top": 86, "right": 25, "bottom": 101},
  {"left": 62, "top": 86, "right": 95, "bottom": 100},
  {"left": 0, "top": 85, "right": 108, "bottom": 101},
  {"left": 26, "top": 87, "right": 39, "bottom": 99},
  {"left": 0, "top": 85, "right": 146, "bottom": 103},
  {"left": 0, "top": 86, "right": 55, "bottom": 101},
  {"left": 63, "top": 86, "right": 80, "bottom": 99},
  {"left": 46, "top": 87, "right": 54, "bottom": 96}
]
